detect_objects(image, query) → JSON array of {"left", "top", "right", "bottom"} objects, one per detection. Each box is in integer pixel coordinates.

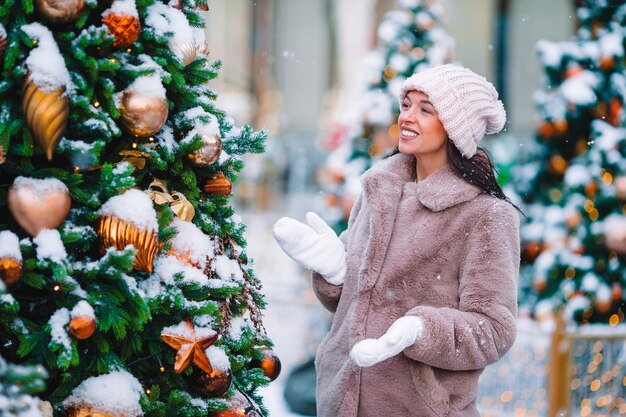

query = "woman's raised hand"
[{"left": 272, "top": 212, "right": 346, "bottom": 285}]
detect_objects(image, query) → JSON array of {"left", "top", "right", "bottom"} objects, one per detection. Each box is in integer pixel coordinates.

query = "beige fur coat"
[{"left": 312, "top": 153, "right": 520, "bottom": 417}]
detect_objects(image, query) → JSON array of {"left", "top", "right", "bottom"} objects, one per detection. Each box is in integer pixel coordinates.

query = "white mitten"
[
  {"left": 350, "top": 316, "right": 423, "bottom": 367},
  {"left": 273, "top": 212, "right": 347, "bottom": 285}
]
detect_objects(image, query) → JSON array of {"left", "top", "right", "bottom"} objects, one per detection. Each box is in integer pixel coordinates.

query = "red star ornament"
[{"left": 161, "top": 318, "right": 218, "bottom": 374}]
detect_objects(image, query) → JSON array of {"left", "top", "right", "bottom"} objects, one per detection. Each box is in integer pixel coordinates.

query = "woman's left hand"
[{"left": 350, "top": 316, "right": 423, "bottom": 367}]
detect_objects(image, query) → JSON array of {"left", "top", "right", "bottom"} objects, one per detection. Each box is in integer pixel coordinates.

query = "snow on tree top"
[
  {"left": 13, "top": 176, "right": 68, "bottom": 197},
  {"left": 97, "top": 189, "right": 158, "bottom": 231},
  {"left": 21, "top": 23, "right": 71, "bottom": 92},
  {"left": 33, "top": 230, "right": 67, "bottom": 263},
  {"left": 536, "top": 40, "right": 564, "bottom": 68},
  {"left": 71, "top": 300, "right": 95, "bottom": 319},
  {"left": 126, "top": 74, "right": 166, "bottom": 101},
  {"left": 205, "top": 346, "right": 230, "bottom": 372},
  {"left": 145, "top": 2, "right": 194, "bottom": 62},
  {"left": 600, "top": 31, "right": 624, "bottom": 57},
  {"left": 62, "top": 371, "right": 143, "bottom": 417},
  {"left": 564, "top": 164, "right": 591, "bottom": 188},
  {"left": 102, "top": 0, "right": 139, "bottom": 18},
  {"left": 559, "top": 72, "right": 598, "bottom": 105},
  {"left": 171, "top": 218, "right": 215, "bottom": 269},
  {"left": 0, "top": 231, "right": 22, "bottom": 261},
  {"left": 161, "top": 320, "right": 216, "bottom": 340}
]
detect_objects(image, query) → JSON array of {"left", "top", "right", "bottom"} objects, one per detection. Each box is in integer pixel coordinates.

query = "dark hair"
[{"left": 385, "top": 141, "right": 523, "bottom": 214}]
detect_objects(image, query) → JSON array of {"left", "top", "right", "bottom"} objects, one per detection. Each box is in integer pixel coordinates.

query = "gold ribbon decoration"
[{"left": 147, "top": 179, "right": 195, "bottom": 221}]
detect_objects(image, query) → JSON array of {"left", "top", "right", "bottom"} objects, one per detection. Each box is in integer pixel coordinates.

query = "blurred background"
[{"left": 204, "top": 1, "right": 626, "bottom": 416}]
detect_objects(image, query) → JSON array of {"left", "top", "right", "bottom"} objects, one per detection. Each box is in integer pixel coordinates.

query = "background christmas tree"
[
  {"left": 514, "top": 0, "right": 626, "bottom": 326},
  {"left": 0, "top": 355, "right": 48, "bottom": 417},
  {"left": 0, "top": 0, "right": 278, "bottom": 416},
  {"left": 323, "top": 0, "right": 456, "bottom": 232}
]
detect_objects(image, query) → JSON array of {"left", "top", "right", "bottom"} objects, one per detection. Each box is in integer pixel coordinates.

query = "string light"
[
  {"left": 160, "top": 366, "right": 165, "bottom": 372},
  {"left": 145, "top": 389, "right": 151, "bottom": 395},
  {"left": 132, "top": 142, "right": 138, "bottom": 149},
  {"left": 126, "top": 48, "right": 132, "bottom": 53},
  {"left": 53, "top": 285, "right": 60, "bottom": 292},
  {"left": 93, "top": 101, "right": 100, "bottom": 108}
]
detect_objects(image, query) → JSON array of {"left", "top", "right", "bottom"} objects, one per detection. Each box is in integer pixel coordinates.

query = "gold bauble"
[
  {"left": 102, "top": 12, "right": 140, "bottom": 48},
  {"left": 69, "top": 315, "right": 96, "bottom": 339},
  {"left": 0, "top": 258, "right": 23, "bottom": 285},
  {"left": 97, "top": 215, "right": 159, "bottom": 273},
  {"left": 22, "top": 77, "right": 69, "bottom": 161},
  {"left": 176, "top": 41, "right": 197, "bottom": 66},
  {"left": 186, "top": 367, "right": 232, "bottom": 398},
  {"left": 8, "top": 179, "right": 71, "bottom": 237},
  {"left": 67, "top": 406, "right": 117, "bottom": 417},
  {"left": 119, "top": 89, "right": 168, "bottom": 137},
  {"left": 252, "top": 348, "right": 281, "bottom": 382},
  {"left": 34, "top": 0, "right": 84, "bottom": 24},
  {"left": 188, "top": 133, "right": 221, "bottom": 166},
  {"left": 203, "top": 172, "right": 231, "bottom": 196}
]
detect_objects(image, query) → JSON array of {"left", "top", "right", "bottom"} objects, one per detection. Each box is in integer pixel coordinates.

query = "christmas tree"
[
  {"left": 324, "top": 0, "right": 456, "bottom": 231},
  {"left": 0, "top": 355, "right": 48, "bottom": 417},
  {"left": 514, "top": 0, "right": 626, "bottom": 326},
  {"left": 0, "top": 1, "right": 278, "bottom": 416}
]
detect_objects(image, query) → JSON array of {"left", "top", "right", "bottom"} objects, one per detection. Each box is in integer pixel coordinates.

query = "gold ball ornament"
[
  {"left": 67, "top": 406, "right": 118, "bottom": 417},
  {"left": 186, "top": 367, "right": 232, "bottom": 398},
  {"left": 102, "top": 12, "right": 140, "bottom": 48},
  {"left": 0, "top": 258, "right": 23, "bottom": 285},
  {"left": 8, "top": 178, "right": 71, "bottom": 237},
  {"left": 252, "top": 348, "right": 281, "bottom": 381},
  {"left": 119, "top": 89, "right": 168, "bottom": 137},
  {"left": 188, "top": 133, "right": 222, "bottom": 166},
  {"left": 69, "top": 315, "right": 96, "bottom": 339},
  {"left": 22, "top": 77, "right": 69, "bottom": 161},
  {"left": 34, "top": 0, "right": 84, "bottom": 24},
  {"left": 203, "top": 172, "right": 232, "bottom": 196},
  {"left": 97, "top": 215, "right": 159, "bottom": 273},
  {"left": 176, "top": 41, "right": 197, "bottom": 66}
]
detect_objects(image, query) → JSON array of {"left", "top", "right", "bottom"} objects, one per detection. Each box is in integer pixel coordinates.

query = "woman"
[{"left": 273, "top": 64, "right": 520, "bottom": 417}]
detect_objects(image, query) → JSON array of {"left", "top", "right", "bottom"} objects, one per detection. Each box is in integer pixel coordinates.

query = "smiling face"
[{"left": 397, "top": 90, "right": 448, "bottom": 162}]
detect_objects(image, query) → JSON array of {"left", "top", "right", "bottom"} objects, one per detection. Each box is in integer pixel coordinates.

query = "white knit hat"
[{"left": 399, "top": 64, "right": 506, "bottom": 158}]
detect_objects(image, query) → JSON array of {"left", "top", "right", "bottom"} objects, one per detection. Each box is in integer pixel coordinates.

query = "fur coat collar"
[{"left": 361, "top": 152, "right": 483, "bottom": 212}]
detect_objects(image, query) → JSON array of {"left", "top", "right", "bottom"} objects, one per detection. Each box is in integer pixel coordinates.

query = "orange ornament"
[
  {"left": 203, "top": 172, "right": 232, "bottom": 196},
  {"left": 0, "top": 258, "right": 23, "bottom": 285},
  {"left": 612, "top": 283, "right": 623, "bottom": 302},
  {"left": 595, "top": 299, "right": 611, "bottom": 314},
  {"left": 538, "top": 121, "right": 556, "bottom": 139},
  {"left": 608, "top": 97, "right": 623, "bottom": 127},
  {"left": 585, "top": 180, "right": 598, "bottom": 197},
  {"left": 69, "top": 316, "right": 96, "bottom": 339},
  {"left": 102, "top": 12, "right": 140, "bottom": 48},
  {"left": 599, "top": 56, "right": 615, "bottom": 71},
  {"left": 252, "top": 348, "right": 281, "bottom": 381},
  {"left": 522, "top": 241, "right": 543, "bottom": 263},
  {"left": 533, "top": 278, "right": 547, "bottom": 292},
  {"left": 554, "top": 119, "right": 568, "bottom": 134}
]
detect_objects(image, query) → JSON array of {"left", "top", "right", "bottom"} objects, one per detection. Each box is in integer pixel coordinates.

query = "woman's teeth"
[{"left": 402, "top": 129, "right": 417, "bottom": 137}]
